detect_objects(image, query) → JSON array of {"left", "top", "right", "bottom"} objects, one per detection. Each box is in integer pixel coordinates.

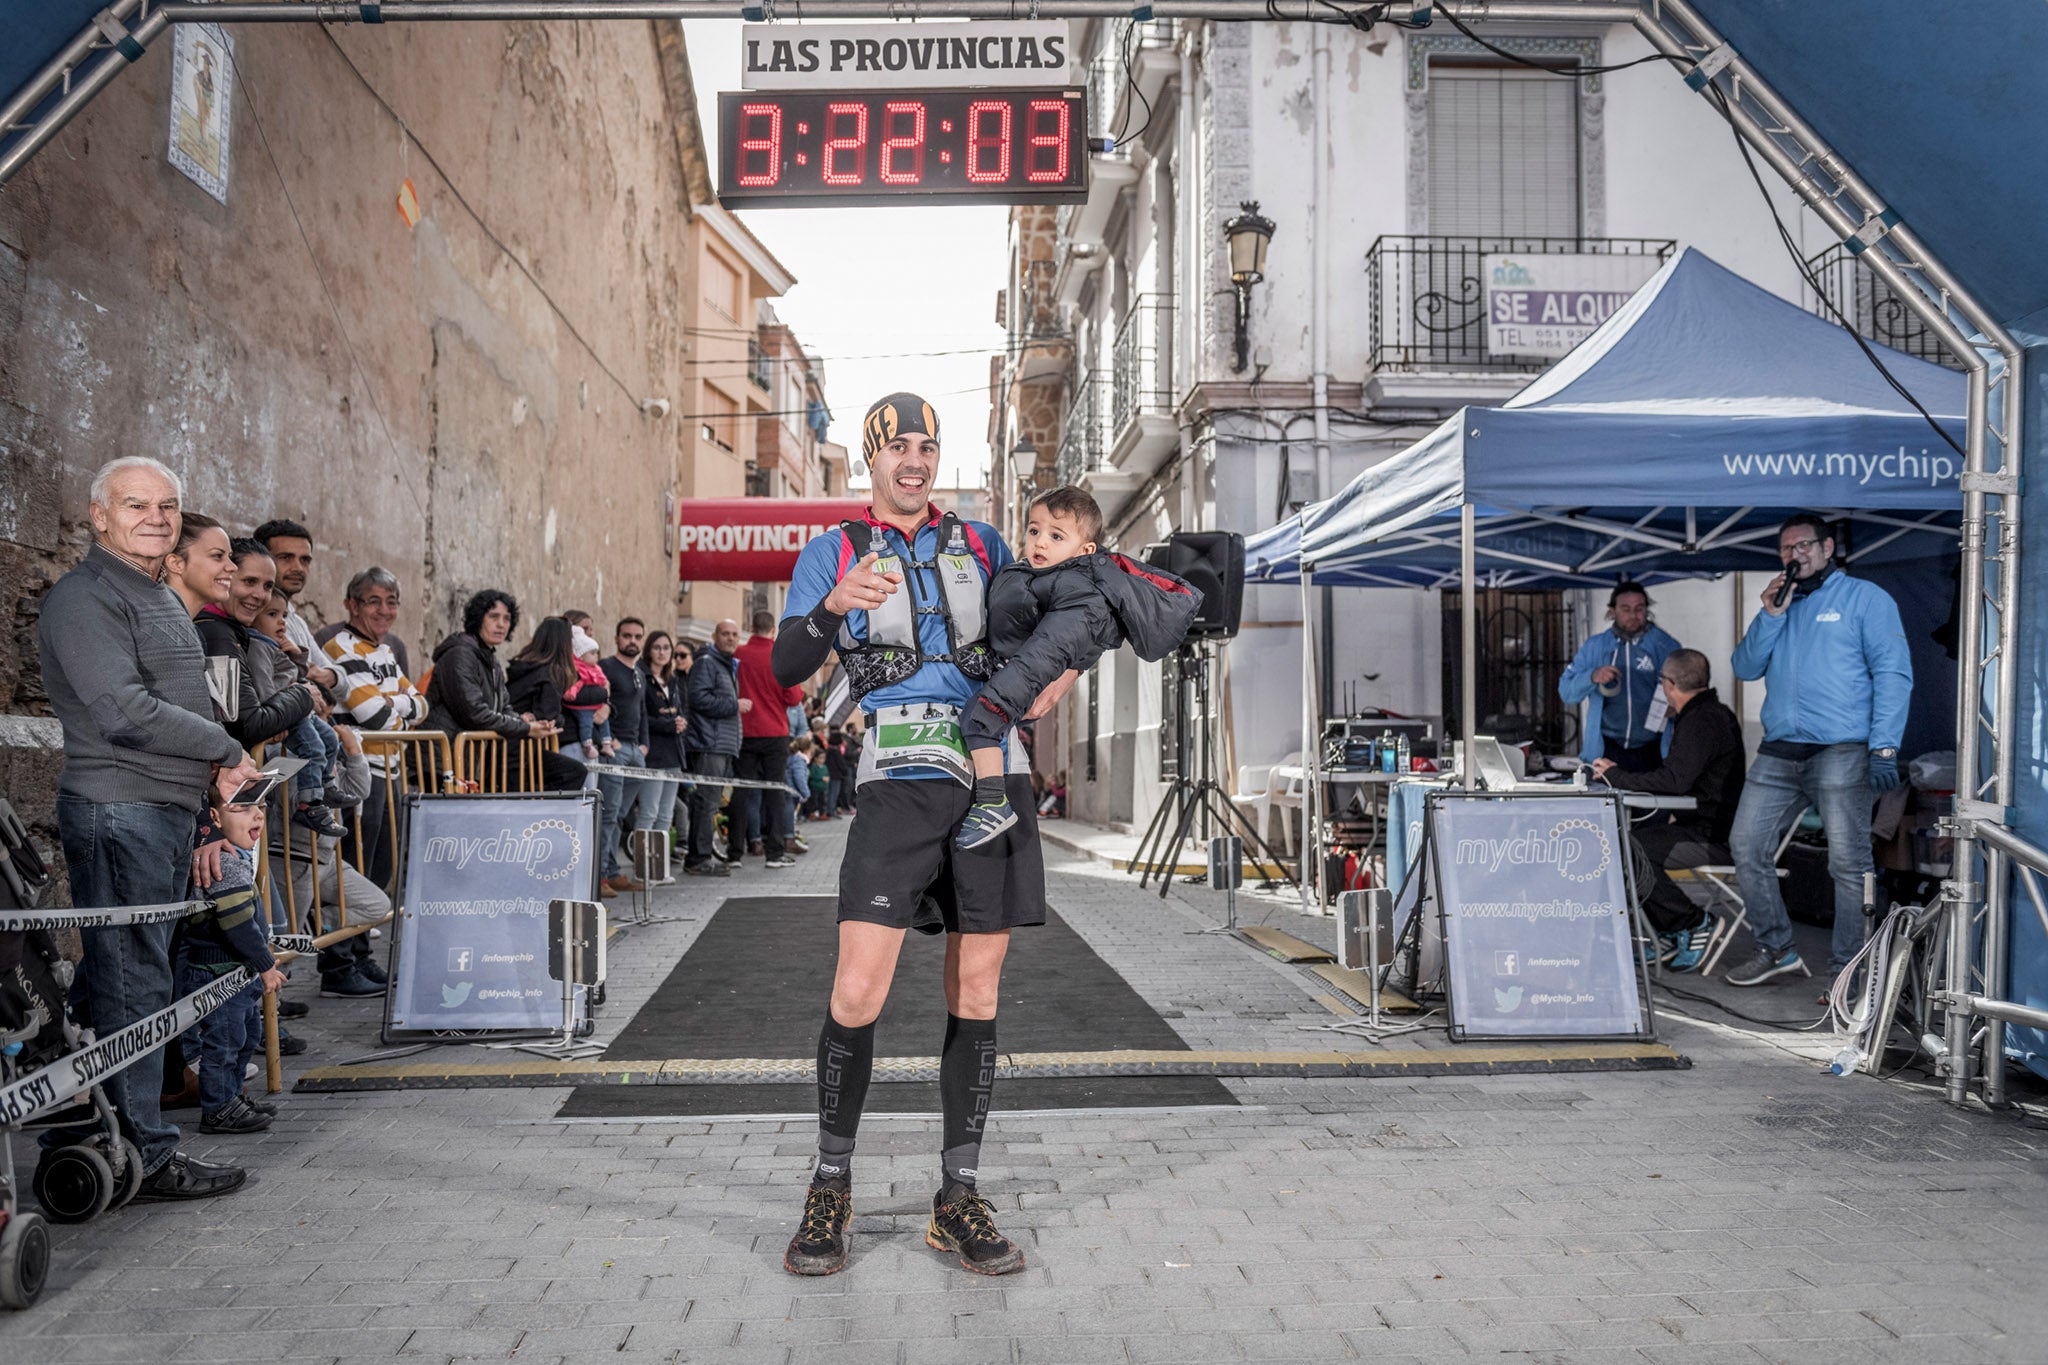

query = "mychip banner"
[
  {"left": 1427, "top": 790, "right": 1652, "bottom": 1040},
  {"left": 385, "top": 794, "right": 598, "bottom": 1039}
]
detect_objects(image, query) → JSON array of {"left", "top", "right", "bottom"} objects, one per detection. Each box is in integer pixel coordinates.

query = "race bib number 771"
[{"left": 872, "top": 708, "right": 971, "bottom": 786}]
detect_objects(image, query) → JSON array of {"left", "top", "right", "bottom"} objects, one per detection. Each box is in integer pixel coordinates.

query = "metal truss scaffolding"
[{"left": 1, "top": 0, "right": 2035, "bottom": 1106}]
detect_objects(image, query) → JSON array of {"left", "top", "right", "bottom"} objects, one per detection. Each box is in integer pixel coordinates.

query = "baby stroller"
[{"left": 0, "top": 799, "right": 147, "bottom": 1309}]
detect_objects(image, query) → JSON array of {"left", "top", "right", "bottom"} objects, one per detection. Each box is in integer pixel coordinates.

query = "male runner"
[{"left": 771, "top": 393, "right": 1072, "bottom": 1277}]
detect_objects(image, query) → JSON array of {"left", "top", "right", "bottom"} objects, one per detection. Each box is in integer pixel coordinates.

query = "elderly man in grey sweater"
[{"left": 38, "top": 456, "right": 263, "bottom": 1204}]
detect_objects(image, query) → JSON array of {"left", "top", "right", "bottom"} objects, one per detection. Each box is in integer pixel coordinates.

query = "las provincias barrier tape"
[
  {"left": 0, "top": 968, "right": 255, "bottom": 1125},
  {"left": 0, "top": 900, "right": 207, "bottom": 931},
  {"left": 0, "top": 903, "right": 313, "bottom": 954}
]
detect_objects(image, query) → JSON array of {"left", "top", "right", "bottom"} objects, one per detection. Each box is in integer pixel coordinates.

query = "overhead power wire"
[
  {"left": 1110, "top": 17, "right": 1157, "bottom": 151},
  {"left": 1431, "top": 6, "right": 1684, "bottom": 77}
]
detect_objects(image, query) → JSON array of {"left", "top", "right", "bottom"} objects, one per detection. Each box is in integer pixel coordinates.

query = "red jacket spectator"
[{"left": 736, "top": 633, "right": 804, "bottom": 740}]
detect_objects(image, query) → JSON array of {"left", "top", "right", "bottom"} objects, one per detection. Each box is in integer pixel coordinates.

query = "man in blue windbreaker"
[
  {"left": 1723, "top": 513, "right": 1912, "bottom": 987},
  {"left": 1559, "top": 583, "right": 1681, "bottom": 771}
]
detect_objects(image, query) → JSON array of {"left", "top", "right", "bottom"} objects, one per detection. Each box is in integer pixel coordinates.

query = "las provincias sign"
[{"left": 741, "top": 21, "right": 1073, "bottom": 90}]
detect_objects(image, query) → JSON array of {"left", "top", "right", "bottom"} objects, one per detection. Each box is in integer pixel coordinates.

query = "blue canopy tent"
[
  {"left": 1247, "top": 247, "right": 1967, "bottom": 592},
  {"left": 1245, "top": 245, "right": 1966, "bottom": 913}
]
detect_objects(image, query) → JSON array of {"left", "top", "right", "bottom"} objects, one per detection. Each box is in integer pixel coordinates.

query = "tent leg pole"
[
  {"left": 1461, "top": 505, "right": 1477, "bottom": 792},
  {"left": 1300, "top": 569, "right": 1319, "bottom": 914}
]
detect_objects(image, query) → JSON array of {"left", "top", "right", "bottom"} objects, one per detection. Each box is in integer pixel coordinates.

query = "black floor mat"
[{"left": 557, "top": 896, "right": 1234, "bottom": 1116}]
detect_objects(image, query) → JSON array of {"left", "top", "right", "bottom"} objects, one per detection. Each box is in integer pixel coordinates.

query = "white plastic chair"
[
  {"left": 1267, "top": 751, "right": 1306, "bottom": 856},
  {"left": 1681, "top": 806, "right": 1810, "bottom": 975},
  {"left": 1232, "top": 763, "right": 1276, "bottom": 855}
]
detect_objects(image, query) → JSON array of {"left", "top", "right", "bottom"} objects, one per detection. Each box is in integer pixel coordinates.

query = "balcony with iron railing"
[
  {"left": 1055, "top": 372, "right": 1107, "bottom": 490},
  {"left": 1802, "top": 242, "right": 1967, "bottom": 371},
  {"left": 1111, "top": 294, "right": 1173, "bottom": 434},
  {"left": 1108, "top": 294, "right": 1177, "bottom": 481},
  {"left": 1366, "top": 235, "right": 1678, "bottom": 375}
]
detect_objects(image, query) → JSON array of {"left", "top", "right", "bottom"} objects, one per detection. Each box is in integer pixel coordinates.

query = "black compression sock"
[
  {"left": 939, "top": 1013, "right": 997, "bottom": 1189},
  {"left": 972, "top": 775, "right": 1006, "bottom": 805},
  {"left": 815, "top": 1010, "right": 874, "bottom": 1185}
]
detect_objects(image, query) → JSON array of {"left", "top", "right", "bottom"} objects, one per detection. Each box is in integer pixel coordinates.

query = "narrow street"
[{"left": 11, "top": 825, "right": 2044, "bottom": 1364}]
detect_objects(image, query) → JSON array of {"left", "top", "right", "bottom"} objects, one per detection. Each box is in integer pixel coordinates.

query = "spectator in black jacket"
[
  {"left": 682, "top": 619, "right": 745, "bottom": 877},
  {"left": 638, "top": 632, "right": 690, "bottom": 858},
  {"left": 427, "top": 591, "right": 581, "bottom": 793},
  {"left": 597, "top": 617, "right": 653, "bottom": 893},
  {"left": 1596, "top": 648, "right": 1748, "bottom": 973},
  {"left": 504, "top": 618, "right": 591, "bottom": 795}
]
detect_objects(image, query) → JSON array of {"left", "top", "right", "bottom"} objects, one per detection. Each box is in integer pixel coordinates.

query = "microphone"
[{"left": 1771, "top": 568, "right": 1798, "bottom": 609}]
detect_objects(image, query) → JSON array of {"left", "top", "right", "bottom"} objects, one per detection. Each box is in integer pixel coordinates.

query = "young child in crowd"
[
  {"left": 823, "top": 728, "right": 850, "bottom": 817},
  {"left": 251, "top": 588, "right": 346, "bottom": 838},
  {"left": 806, "top": 739, "right": 830, "bottom": 820},
  {"left": 786, "top": 737, "right": 812, "bottom": 834},
  {"left": 1038, "top": 770, "right": 1068, "bottom": 819},
  {"left": 178, "top": 784, "right": 289, "bottom": 1135},
  {"left": 565, "top": 623, "right": 617, "bottom": 759},
  {"left": 955, "top": 487, "right": 1202, "bottom": 850}
]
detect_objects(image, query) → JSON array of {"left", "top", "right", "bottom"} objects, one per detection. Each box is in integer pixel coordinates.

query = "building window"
[
  {"left": 701, "top": 386, "right": 737, "bottom": 452},
  {"left": 1426, "top": 68, "right": 1580, "bottom": 237},
  {"left": 705, "top": 251, "right": 742, "bottom": 320}
]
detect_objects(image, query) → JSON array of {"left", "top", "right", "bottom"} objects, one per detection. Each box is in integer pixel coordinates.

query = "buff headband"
[{"left": 862, "top": 392, "right": 939, "bottom": 463}]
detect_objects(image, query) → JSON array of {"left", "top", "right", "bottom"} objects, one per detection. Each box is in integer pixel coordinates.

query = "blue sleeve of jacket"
[
  {"left": 1859, "top": 585, "right": 1913, "bottom": 751},
  {"left": 1731, "top": 609, "right": 1785, "bottom": 682},
  {"left": 687, "top": 658, "right": 738, "bottom": 719},
  {"left": 1558, "top": 632, "right": 1608, "bottom": 704}
]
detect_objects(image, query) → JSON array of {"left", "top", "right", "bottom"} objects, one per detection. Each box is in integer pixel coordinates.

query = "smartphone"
[{"left": 227, "top": 774, "right": 284, "bottom": 808}]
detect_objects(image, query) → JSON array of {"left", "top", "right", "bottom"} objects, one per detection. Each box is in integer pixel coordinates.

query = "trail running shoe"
[
  {"left": 1725, "top": 946, "right": 1810, "bottom": 987},
  {"left": 954, "top": 798, "right": 1018, "bottom": 853},
  {"left": 783, "top": 1180, "right": 853, "bottom": 1276},
  {"left": 927, "top": 1182, "right": 1025, "bottom": 1276},
  {"left": 1666, "top": 925, "right": 1714, "bottom": 974}
]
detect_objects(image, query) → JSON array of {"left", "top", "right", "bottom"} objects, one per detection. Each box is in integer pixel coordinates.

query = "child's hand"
[{"left": 261, "top": 967, "right": 288, "bottom": 995}]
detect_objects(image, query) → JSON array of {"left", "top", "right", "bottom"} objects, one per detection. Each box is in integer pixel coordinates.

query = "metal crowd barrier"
[{"left": 450, "top": 728, "right": 562, "bottom": 794}]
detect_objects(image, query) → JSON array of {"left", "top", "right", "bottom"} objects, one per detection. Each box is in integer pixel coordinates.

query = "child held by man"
[{"left": 954, "top": 487, "right": 1203, "bottom": 850}]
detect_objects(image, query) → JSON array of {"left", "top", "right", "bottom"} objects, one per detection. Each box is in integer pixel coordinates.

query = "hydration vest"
[{"left": 833, "top": 512, "right": 996, "bottom": 703}]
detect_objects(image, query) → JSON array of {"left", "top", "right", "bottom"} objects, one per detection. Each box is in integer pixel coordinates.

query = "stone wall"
[
  {"left": 0, "top": 18, "right": 708, "bottom": 892},
  {"left": 1, "top": 18, "right": 699, "bottom": 696}
]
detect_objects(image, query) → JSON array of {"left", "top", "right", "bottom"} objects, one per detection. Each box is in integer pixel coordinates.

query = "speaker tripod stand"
[{"left": 1131, "top": 642, "right": 1298, "bottom": 898}]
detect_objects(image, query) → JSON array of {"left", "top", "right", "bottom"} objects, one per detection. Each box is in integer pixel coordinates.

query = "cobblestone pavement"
[{"left": 7, "top": 817, "right": 2047, "bottom": 1364}]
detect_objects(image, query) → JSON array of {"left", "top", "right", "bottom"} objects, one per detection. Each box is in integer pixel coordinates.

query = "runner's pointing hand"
[{"left": 825, "top": 552, "right": 903, "bottom": 615}]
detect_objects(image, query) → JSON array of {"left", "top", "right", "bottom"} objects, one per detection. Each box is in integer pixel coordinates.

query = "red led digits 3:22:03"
[{"left": 717, "top": 90, "right": 1089, "bottom": 207}]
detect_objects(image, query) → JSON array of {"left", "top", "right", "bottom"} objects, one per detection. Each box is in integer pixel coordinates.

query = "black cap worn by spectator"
[{"left": 861, "top": 392, "right": 939, "bottom": 464}]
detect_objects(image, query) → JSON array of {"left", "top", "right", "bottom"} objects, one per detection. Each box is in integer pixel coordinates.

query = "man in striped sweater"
[{"left": 320, "top": 565, "right": 428, "bottom": 998}]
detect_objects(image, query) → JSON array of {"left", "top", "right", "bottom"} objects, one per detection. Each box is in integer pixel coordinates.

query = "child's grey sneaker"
[{"left": 954, "top": 798, "right": 1017, "bottom": 853}]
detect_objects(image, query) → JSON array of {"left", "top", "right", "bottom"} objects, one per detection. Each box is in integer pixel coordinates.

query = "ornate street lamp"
[{"left": 1223, "top": 201, "right": 1275, "bottom": 373}]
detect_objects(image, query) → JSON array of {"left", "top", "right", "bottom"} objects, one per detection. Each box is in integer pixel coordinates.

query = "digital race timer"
[{"left": 717, "top": 89, "right": 1089, "bottom": 208}]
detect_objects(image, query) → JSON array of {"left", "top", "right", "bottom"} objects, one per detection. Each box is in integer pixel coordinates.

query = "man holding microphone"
[{"left": 1723, "top": 513, "right": 1912, "bottom": 988}]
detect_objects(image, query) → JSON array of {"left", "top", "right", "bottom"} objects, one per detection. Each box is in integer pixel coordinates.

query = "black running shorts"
[{"left": 837, "top": 774, "right": 1046, "bottom": 934}]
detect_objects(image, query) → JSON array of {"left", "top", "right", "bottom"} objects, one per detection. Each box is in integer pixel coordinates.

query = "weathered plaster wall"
[{"left": 0, "top": 19, "right": 699, "bottom": 714}]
